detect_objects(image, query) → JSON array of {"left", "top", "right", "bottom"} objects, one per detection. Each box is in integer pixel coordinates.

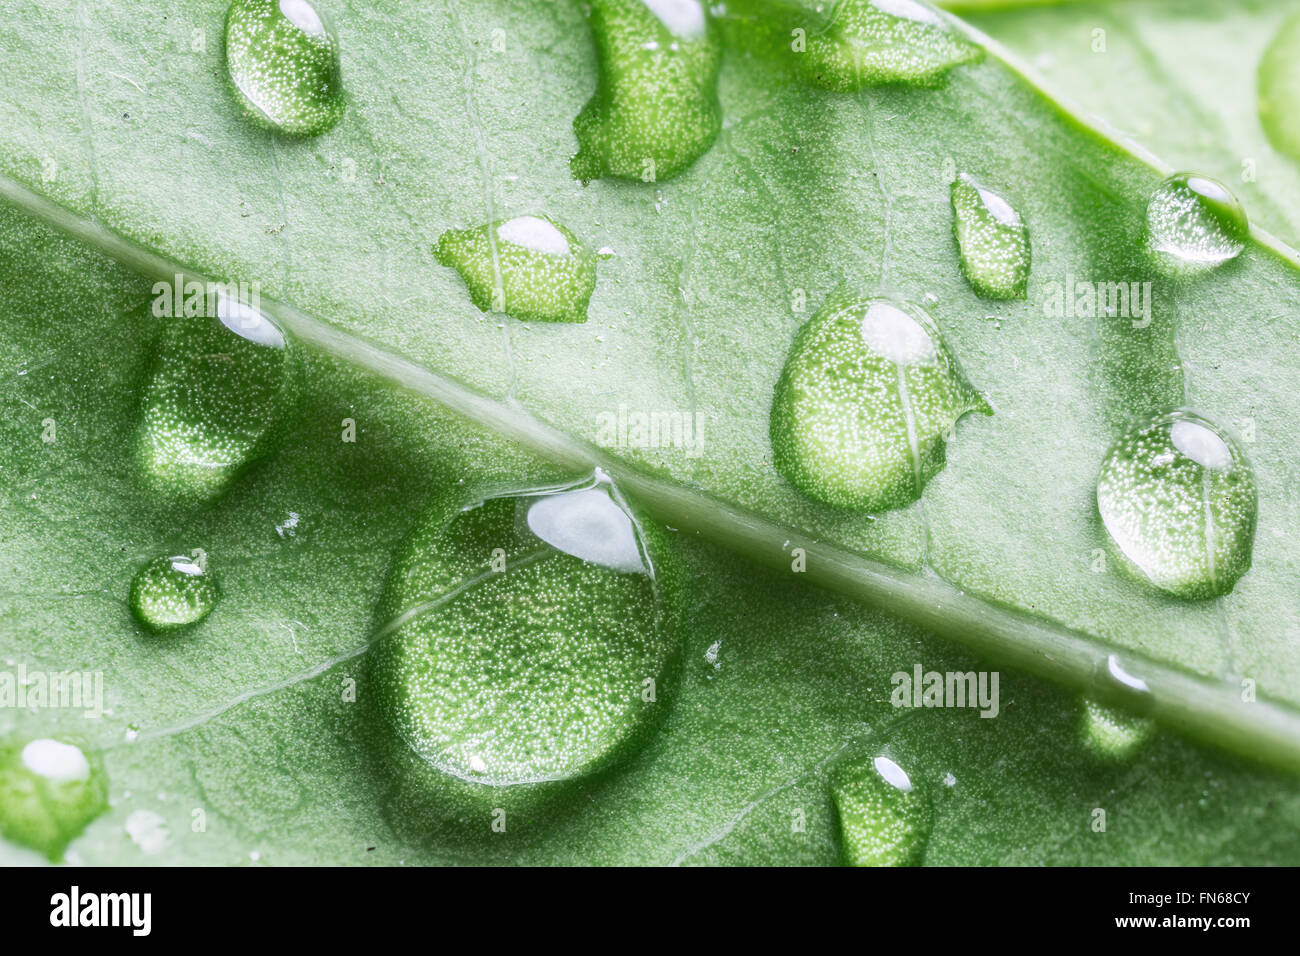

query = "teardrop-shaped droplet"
[
  {"left": 1080, "top": 698, "right": 1154, "bottom": 760},
  {"left": 950, "top": 173, "right": 1030, "bottom": 300},
  {"left": 1143, "top": 173, "right": 1248, "bottom": 275},
  {"left": 0, "top": 737, "right": 108, "bottom": 861},
  {"left": 129, "top": 553, "right": 219, "bottom": 633},
  {"left": 434, "top": 215, "right": 598, "bottom": 323},
  {"left": 799, "top": 0, "right": 981, "bottom": 91},
  {"left": 372, "top": 470, "right": 684, "bottom": 786},
  {"left": 1258, "top": 13, "right": 1300, "bottom": 164},
  {"left": 770, "top": 290, "right": 991, "bottom": 512},
  {"left": 1096, "top": 410, "right": 1257, "bottom": 600},
  {"left": 831, "top": 754, "right": 932, "bottom": 867},
  {"left": 135, "top": 296, "right": 297, "bottom": 502},
  {"left": 571, "top": 0, "right": 722, "bottom": 182},
  {"left": 224, "top": 0, "right": 345, "bottom": 136}
]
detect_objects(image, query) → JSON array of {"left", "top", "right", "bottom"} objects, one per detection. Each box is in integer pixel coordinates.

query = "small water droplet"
[
  {"left": 129, "top": 553, "right": 219, "bottom": 633},
  {"left": 770, "top": 290, "right": 991, "bottom": 512},
  {"left": 125, "top": 809, "right": 171, "bottom": 855},
  {"left": 224, "top": 0, "right": 345, "bottom": 136},
  {"left": 1258, "top": 13, "right": 1300, "bottom": 164},
  {"left": 1143, "top": 173, "right": 1248, "bottom": 275},
  {"left": 0, "top": 737, "right": 108, "bottom": 861},
  {"left": 951, "top": 173, "right": 1029, "bottom": 299},
  {"left": 1080, "top": 697, "right": 1153, "bottom": 760},
  {"left": 800, "top": 0, "right": 981, "bottom": 91},
  {"left": 435, "top": 215, "right": 598, "bottom": 323},
  {"left": 1097, "top": 410, "right": 1257, "bottom": 599},
  {"left": 831, "top": 754, "right": 932, "bottom": 866},
  {"left": 571, "top": 0, "right": 722, "bottom": 182}
]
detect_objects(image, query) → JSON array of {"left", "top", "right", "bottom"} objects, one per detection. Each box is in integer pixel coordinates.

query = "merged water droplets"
[
  {"left": 371, "top": 470, "right": 684, "bottom": 787},
  {"left": 831, "top": 754, "right": 932, "bottom": 866},
  {"left": 435, "top": 215, "right": 598, "bottom": 323},
  {"left": 224, "top": 0, "right": 345, "bottom": 136},
  {"left": 1096, "top": 410, "right": 1257, "bottom": 600},
  {"left": 1143, "top": 173, "right": 1248, "bottom": 275},
  {"left": 129, "top": 553, "right": 219, "bottom": 634},
  {"left": 571, "top": 0, "right": 722, "bottom": 182},
  {"left": 135, "top": 297, "right": 297, "bottom": 502},
  {"left": 950, "top": 174, "right": 1029, "bottom": 300},
  {"left": 770, "top": 290, "right": 991, "bottom": 512},
  {"left": 799, "top": 0, "right": 982, "bottom": 91},
  {"left": 1080, "top": 698, "right": 1154, "bottom": 760},
  {"left": 0, "top": 737, "right": 108, "bottom": 861},
  {"left": 1257, "top": 13, "right": 1300, "bottom": 164}
]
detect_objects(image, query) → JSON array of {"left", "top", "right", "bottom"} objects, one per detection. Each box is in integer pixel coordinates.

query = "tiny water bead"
[
  {"left": 1143, "top": 173, "right": 1248, "bottom": 275},
  {"left": 224, "top": 0, "right": 344, "bottom": 136},
  {"left": 1096, "top": 410, "right": 1257, "bottom": 600},
  {"left": 571, "top": 0, "right": 722, "bottom": 182},
  {"left": 0, "top": 738, "right": 108, "bottom": 861},
  {"left": 1080, "top": 698, "right": 1154, "bottom": 761},
  {"left": 798, "top": 0, "right": 982, "bottom": 92},
  {"left": 831, "top": 755, "right": 932, "bottom": 867},
  {"left": 434, "top": 215, "right": 598, "bottom": 323},
  {"left": 1258, "top": 13, "right": 1300, "bottom": 164},
  {"left": 372, "top": 471, "right": 684, "bottom": 787},
  {"left": 950, "top": 174, "right": 1030, "bottom": 300},
  {"left": 135, "top": 298, "right": 297, "bottom": 502},
  {"left": 129, "top": 554, "right": 219, "bottom": 633},
  {"left": 770, "top": 290, "right": 991, "bottom": 512}
]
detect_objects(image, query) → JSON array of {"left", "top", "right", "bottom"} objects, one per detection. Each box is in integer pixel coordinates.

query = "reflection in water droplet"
[
  {"left": 770, "top": 289, "right": 991, "bottom": 512},
  {"left": 950, "top": 174, "right": 1030, "bottom": 299},
  {"left": 435, "top": 215, "right": 598, "bottom": 323},
  {"left": 831, "top": 753, "right": 932, "bottom": 866},
  {"left": 1081, "top": 697, "right": 1154, "bottom": 760},
  {"left": 130, "top": 553, "right": 219, "bottom": 633},
  {"left": 372, "top": 470, "right": 683, "bottom": 786},
  {"left": 1258, "top": 13, "right": 1300, "bottom": 164},
  {"left": 799, "top": 0, "right": 981, "bottom": 91},
  {"left": 571, "top": 0, "right": 722, "bottom": 182},
  {"left": 1097, "top": 410, "right": 1256, "bottom": 599},
  {"left": 0, "top": 737, "right": 108, "bottom": 861},
  {"left": 224, "top": 0, "right": 345, "bottom": 136},
  {"left": 1143, "top": 173, "right": 1248, "bottom": 275}
]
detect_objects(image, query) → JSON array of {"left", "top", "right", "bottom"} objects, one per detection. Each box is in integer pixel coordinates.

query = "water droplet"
[
  {"left": 799, "top": 0, "right": 981, "bottom": 91},
  {"left": 372, "top": 470, "right": 684, "bottom": 786},
  {"left": 1257, "top": 13, "right": 1300, "bottom": 164},
  {"left": 0, "top": 737, "right": 108, "bottom": 861},
  {"left": 1080, "top": 698, "right": 1153, "bottom": 760},
  {"left": 571, "top": 0, "right": 722, "bottom": 182},
  {"left": 125, "top": 809, "right": 171, "bottom": 855},
  {"left": 1097, "top": 410, "right": 1257, "bottom": 599},
  {"left": 831, "top": 754, "right": 932, "bottom": 866},
  {"left": 129, "top": 553, "right": 219, "bottom": 633},
  {"left": 435, "top": 215, "right": 598, "bottom": 323},
  {"left": 1143, "top": 173, "right": 1248, "bottom": 275},
  {"left": 224, "top": 0, "right": 345, "bottom": 136},
  {"left": 135, "top": 299, "right": 297, "bottom": 502},
  {"left": 950, "top": 173, "right": 1029, "bottom": 299},
  {"left": 770, "top": 290, "right": 991, "bottom": 512}
]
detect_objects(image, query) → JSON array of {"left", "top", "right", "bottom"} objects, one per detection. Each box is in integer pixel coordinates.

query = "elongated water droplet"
[
  {"left": 950, "top": 173, "right": 1029, "bottom": 299},
  {"left": 770, "top": 290, "right": 991, "bottom": 512},
  {"left": 435, "top": 215, "right": 598, "bottom": 323},
  {"left": 1144, "top": 173, "right": 1248, "bottom": 275},
  {"left": 1080, "top": 698, "right": 1153, "bottom": 760},
  {"left": 130, "top": 553, "right": 219, "bottom": 633},
  {"left": 799, "top": 0, "right": 981, "bottom": 91},
  {"left": 572, "top": 0, "right": 722, "bottom": 182},
  {"left": 0, "top": 738, "right": 108, "bottom": 861},
  {"left": 372, "top": 470, "right": 683, "bottom": 786},
  {"left": 831, "top": 754, "right": 932, "bottom": 867},
  {"left": 1097, "top": 410, "right": 1256, "bottom": 600},
  {"left": 136, "top": 298, "right": 297, "bottom": 502},
  {"left": 224, "top": 0, "right": 345, "bottom": 136},
  {"left": 1258, "top": 13, "right": 1300, "bottom": 164}
]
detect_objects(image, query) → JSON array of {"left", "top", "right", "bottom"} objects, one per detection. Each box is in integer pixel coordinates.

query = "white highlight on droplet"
[
  {"left": 874, "top": 755, "right": 913, "bottom": 792},
  {"left": 21, "top": 739, "right": 90, "bottom": 783},
  {"left": 642, "top": 0, "right": 707, "bottom": 38},
  {"left": 861, "top": 302, "right": 937, "bottom": 366},
  {"left": 125, "top": 810, "right": 170, "bottom": 855},
  {"left": 280, "top": 0, "right": 326, "bottom": 37},
  {"left": 169, "top": 557, "right": 203, "bottom": 576},
  {"left": 1171, "top": 419, "right": 1232, "bottom": 470},
  {"left": 1106, "top": 655, "right": 1150, "bottom": 694},
  {"left": 217, "top": 295, "right": 285, "bottom": 349},
  {"left": 497, "top": 216, "right": 571, "bottom": 256},
  {"left": 527, "top": 487, "right": 646, "bottom": 574},
  {"left": 874, "top": 0, "right": 942, "bottom": 27}
]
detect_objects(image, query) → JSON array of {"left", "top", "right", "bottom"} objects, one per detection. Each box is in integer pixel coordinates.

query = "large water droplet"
[
  {"left": 0, "top": 737, "right": 108, "bottom": 861},
  {"left": 950, "top": 173, "right": 1029, "bottom": 299},
  {"left": 372, "top": 470, "right": 683, "bottom": 786},
  {"left": 1143, "top": 173, "right": 1248, "bottom": 275},
  {"left": 1080, "top": 698, "right": 1153, "bottom": 760},
  {"left": 799, "top": 0, "right": 981, "bottom": 91},
  {"left": 434, "top": 215, "right": 598, "bottom": 323},
  {"left": 571, "top": 0, "right": 722, "bottom": 182},
  {"left": 831, "top": 754, "right": 932, "bottom": 866},
  {"left": 130, "top": 553, "right": 219, "bottom": 633},
  {"left": 224, "top": 0, "right": 345, "bottom": 137},
  {"left": 1258, "top": 13, "right": 1300, "bottom": 164},
  {"left": 1096, "top": 410, "right": 1256, "bottom": 600},
  {"left": 135, "top": 298, "right": 297, "bottom": 502},
  {"left": 770, "top": 290, "right": 991, "bottom": 512}
]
